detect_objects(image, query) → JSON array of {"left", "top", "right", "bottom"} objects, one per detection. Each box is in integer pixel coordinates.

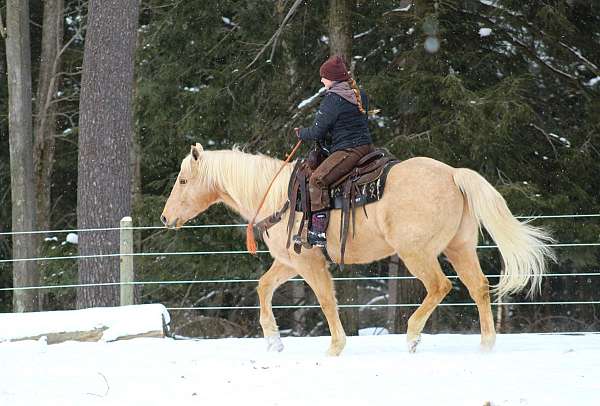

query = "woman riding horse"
[{"left": 295, "top": 55, "right": 375, "bottom": 247}]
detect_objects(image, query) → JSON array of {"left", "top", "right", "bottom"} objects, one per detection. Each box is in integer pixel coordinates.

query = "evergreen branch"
[
  {"left": 206, "top": 25, "right": 239, "bottom": 57},
  {"left": 503, "top": 31, "right": 577, "bottom": 81},
  {"left": 384, "top": 129, "right": 432, "bottom": 147},
  {"left": 529, "top": 123, "right": 558, "bottom": 159},
  {"left": 450, "top": 4, "right": 582, "bottom": 86},
  {"left": 557, "top": 41, "right": 600, "bottom": 76},
  {"left": 245, "top": 0, "right": 304, "bottom": 70},
  {"left": 473, "top": 2, "right": 599, "bottom": 78}
]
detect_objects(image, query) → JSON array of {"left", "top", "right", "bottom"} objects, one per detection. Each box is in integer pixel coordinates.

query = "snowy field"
[{"left": 1, "top": 333, "right": 598, "bottom": 406}]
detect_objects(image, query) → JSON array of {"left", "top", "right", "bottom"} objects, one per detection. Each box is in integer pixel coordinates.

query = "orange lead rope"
[{"left": 246, "top": 139, "right": 303, "bottom": 254}]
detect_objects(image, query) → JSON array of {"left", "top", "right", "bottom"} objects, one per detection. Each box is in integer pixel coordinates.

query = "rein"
[{"left": 246, "top": 139, "right": 303, "bottom": 254}]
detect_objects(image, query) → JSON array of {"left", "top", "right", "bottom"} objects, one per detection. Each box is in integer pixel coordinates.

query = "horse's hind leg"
[
  {"left": 257, "top": 260, "right": 298, "bottom": 352},
  {"left": 444, "top": 244, "right": 496, "bottom": 351},
  {"left": 401, "top": 254, "right": 452, "bottom": 353}
]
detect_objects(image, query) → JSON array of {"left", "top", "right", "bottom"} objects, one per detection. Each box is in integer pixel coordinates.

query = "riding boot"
[{"left": 308, "top": 210, "right": 328, "bottom": 247}]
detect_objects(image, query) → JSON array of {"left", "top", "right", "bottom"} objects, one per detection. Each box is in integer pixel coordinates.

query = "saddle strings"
[{"left": 246, "top": 139, "right": 303, "bottom": 254}]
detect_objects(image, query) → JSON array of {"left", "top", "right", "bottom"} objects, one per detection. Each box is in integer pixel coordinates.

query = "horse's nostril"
[{"left": 160, "top": 215, "right": 167, "bottom": 225}]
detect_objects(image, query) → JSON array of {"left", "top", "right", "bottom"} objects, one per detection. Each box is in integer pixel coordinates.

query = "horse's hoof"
[
  {"left": 480, "top": 336, "right": 496, "bottom": 352},
  {"left": 407, "top": 335, "right": 421, "bottom": 353},
  {"left": 266, "top": 334, "right": 284, "bottom": 352},
  {"left": 326, "top": 337, "right": 346, "bottom": 356},
  {"left": 326, "top": 346, "right": 343, "bottom": 357}
]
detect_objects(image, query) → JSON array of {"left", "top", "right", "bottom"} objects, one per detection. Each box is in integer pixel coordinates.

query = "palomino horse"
[{"left": 161, "top": 143, "right": 555, "bottom": 356}]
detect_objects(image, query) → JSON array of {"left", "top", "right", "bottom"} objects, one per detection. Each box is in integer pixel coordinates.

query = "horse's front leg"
[
  {"left": 257, "top": 260, "right": 298, "bottom": 352},
  {"left": 294, "top": 256, "right": 347, "bottom": 356}
]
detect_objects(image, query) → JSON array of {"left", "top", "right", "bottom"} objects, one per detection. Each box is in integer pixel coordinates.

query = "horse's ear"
[{"left": 191, "top": 143, "right": 203, "bottom": 161}]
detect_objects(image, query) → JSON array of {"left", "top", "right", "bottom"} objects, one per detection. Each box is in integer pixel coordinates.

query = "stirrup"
[{"left": 307, "top": 231, "right": 327, "bottom": 248}]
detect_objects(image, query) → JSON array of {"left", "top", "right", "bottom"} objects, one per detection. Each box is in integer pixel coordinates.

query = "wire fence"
[
  {"left": 0, "top": 213, "right": 599, "bottom": 237},
  {"left": 1, "top": 272, "right": 599, "bottom": 292},
  {"left": 1, "top": 213, "right": 599, "bottom": 314}
]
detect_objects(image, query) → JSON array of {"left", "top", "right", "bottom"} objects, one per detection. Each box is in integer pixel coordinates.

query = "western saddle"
[{"left": 255, "top": 147, "right": 399, "bottom": 266}]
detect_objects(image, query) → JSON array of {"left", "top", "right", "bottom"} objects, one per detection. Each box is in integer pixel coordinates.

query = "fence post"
[{"left": 120, "top": 216, "right": 134, "bottom": 306}]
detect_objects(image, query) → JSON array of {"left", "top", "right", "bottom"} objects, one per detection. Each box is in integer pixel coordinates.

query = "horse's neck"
[{"left": 207, "top": 150, "right": 292, "bottom": 220}]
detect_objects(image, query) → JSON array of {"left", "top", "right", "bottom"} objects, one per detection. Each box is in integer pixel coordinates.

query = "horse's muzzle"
[{"left": 160, "top": 215, "right": 178, "bottom": 229}]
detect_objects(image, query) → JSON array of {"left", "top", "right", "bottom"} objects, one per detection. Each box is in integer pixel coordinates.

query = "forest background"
[{"left": 0, "top": 0, "right": 599, "bottom": 338}]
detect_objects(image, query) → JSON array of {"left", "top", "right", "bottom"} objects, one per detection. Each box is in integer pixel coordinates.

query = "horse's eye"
[{"left": 179, "top": 179, "right": 188, "bottom": 185}]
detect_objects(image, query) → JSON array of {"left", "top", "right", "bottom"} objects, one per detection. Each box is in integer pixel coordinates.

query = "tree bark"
[
  {"left": 34, "top": 0, "right": 64, "bottom": 236},
  {"left": 33, "top": 0, "right": 65, "bottom": 310},
  {"left": 327, "top": 0, "right": 358, "bottom": 335},
  {"left": 6, "top": 0, "right": 40, "bottom": 312},
  {"left": 328, "top": 0, "right": 352, "bottom": 63},
  {"left": 77, "top": 0, "right": 139, "bottom": 308}
]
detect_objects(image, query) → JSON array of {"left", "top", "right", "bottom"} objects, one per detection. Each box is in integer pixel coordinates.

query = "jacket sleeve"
[{"left": 298, "top": 95, "right": 337, "bottom": 142}]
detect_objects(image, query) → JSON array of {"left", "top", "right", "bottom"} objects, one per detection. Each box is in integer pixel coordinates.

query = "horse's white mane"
[{"left": 185, "top": 148, "right": 294, "bottom": 216}]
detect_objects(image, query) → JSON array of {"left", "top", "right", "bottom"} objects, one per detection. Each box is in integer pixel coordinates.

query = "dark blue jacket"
[{"left": 299, "top": 90, "right": 372, "bottom": 153}]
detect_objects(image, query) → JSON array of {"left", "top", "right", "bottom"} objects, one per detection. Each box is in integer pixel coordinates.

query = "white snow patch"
[
  {"left": 65, "top": 233, "right": 78, "bottom": 245},
  {"left": 479, "top": 27, "right": 492, "bottom": 37},
  {"left": 0, "top": 304, "right": 170, "bottom": 342},
  {"left": 390, "top": 4, "right": 412, "bottom": 12},
  {"left": 358, "top": 327, "right": 389, "bottom": 336},
  {"left": 353, "top": 28, "right": 373, "bottom": 39},
  {"left": 320, "top": 35, "right": 329, "bottom": 44},
  {"left": 297, "top": 87, "right": 327, "bottom": 109},
  {"left": 0, "top": 333, "right": 598, "bottom": 405},
  {"left": 44, "top": 236, "right": 58, "bottom": 242},
  {"left": 585, "top": 76, "right": 600, "bottom": 87}
]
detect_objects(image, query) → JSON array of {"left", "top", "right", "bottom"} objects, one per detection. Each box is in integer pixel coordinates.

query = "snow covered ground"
[{"left": 1, "top": 333, "right": 598, "bottom": 406}]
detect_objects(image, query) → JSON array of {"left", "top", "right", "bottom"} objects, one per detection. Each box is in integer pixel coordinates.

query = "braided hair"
[{"left": 348, "top": 77, "right": 366, "bottom": 114}]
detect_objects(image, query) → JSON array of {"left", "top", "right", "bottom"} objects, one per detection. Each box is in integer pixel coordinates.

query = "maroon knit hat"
[{"left": 319, "top": 55, "right": 350, "bottom": 81}]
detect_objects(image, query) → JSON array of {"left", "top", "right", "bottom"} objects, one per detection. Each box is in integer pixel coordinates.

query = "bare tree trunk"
[
  {"left": 33, "top": 0, "right": 65, "bottom": 310},
  {"left": 5, "top": 0, "right": 40, "bottom": 312},
  {"left": 327, "top": 0, "right": 358, "bottom": 335},
  {"left": 328, "top": 0, "right": 352, "bottom": 62},
  {"left": 77, "top": 0, "right": 139, "bottom": 308},
  {"left": 34, "top": 0, "right": 64, "bottom": 235}
]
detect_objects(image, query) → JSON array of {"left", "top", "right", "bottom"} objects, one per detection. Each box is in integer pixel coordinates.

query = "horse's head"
[{"left": 160, "top": 143, "right": 218, "bottom": 229}]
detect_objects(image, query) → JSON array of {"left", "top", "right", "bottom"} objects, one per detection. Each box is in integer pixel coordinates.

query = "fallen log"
[{"left": 0, "top": 304, "right": 171, "bottom": 344}]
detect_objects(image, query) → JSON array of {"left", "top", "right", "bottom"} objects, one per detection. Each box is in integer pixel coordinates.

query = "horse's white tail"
[{"left": 453, "top": 168, "right": 556, "bottom": 300}]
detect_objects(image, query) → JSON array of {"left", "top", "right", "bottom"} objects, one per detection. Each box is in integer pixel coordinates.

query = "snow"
[
  {"left": 479, "top": 27, "right": 493, "bottom": 37},
  {"left": 585, "top": 76, "right": 600, "bottom": 87},
  {"left": 0, "top": 304, "right": 169, "bottom": 342},
  {"left": 0, "top": 333, "right": 598, "bottom": 405},
  {"left": 66, "top": 233, "right": 78, "bottom": 244},
  {"left": 297, "top": 87, "right": 326, "bottom": 109},
  {"left": 353, "top": 28, "right": 373, "bottom": 39},
  {"left": 390, "top": 4, "right": 412, "bottom": 12}
]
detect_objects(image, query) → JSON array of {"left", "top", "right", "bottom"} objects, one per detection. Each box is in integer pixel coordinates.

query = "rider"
[{"left": 295, "top": 55, "right": 374, "bottom": 247}]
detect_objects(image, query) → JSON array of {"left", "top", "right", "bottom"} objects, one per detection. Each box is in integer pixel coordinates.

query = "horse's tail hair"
[{"left": 453, "top": 168, "right": 556, "bottom": 301}]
